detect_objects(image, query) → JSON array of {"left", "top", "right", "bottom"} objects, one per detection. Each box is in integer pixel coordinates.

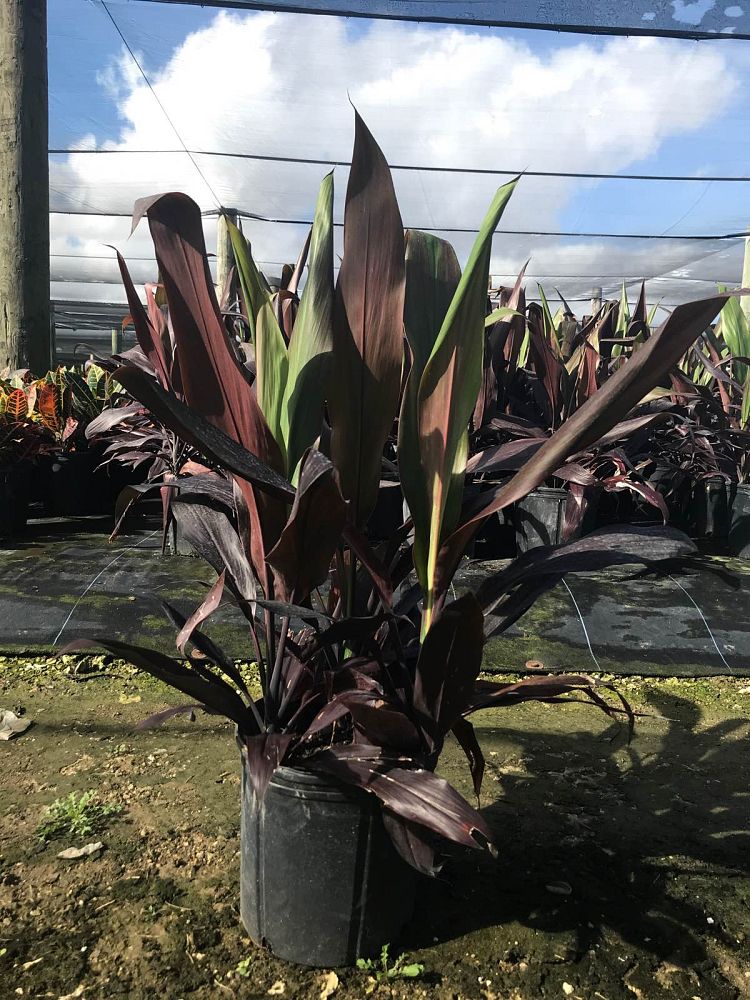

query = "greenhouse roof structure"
[{"left": 49, "top": 0, "right": 750, "bottom": 331}]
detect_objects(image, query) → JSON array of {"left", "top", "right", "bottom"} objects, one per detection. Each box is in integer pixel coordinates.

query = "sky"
[{"left": 48, "top": 0, "right": 750, "bottom": 313}]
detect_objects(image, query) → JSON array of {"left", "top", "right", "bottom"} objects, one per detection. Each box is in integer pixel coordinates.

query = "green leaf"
[
  {"left": 399, "top": 964, "right": 424, "bottom": 978},
  {"left": 484, "top": 305, "right": 518, "bottom": 327},
  {"left": 255, "top": 300, "right": 289, "bottom": 460},
  {"left": 741, "top": 370, "right": 750, "bottom": 429},
  {"left": 228, "top": 220, "right": 273, "bottom": 345},
  {"left": 415, "top": 177, "right": 517, "bottom": 627},
  {"left": 229, "top": 218, "right": 290, "bottom": 456},
  {"left": 399, "top": 230, "right": 462, "bottom": 597},
  {"left": 718, "top": 294, "right": 750, "bottom": 385},
  {"left": 281, "top": 172, "right": 335, "bottom": 482},
  {"left": 537, "top": 283, "right": 561, "bottom": 355}
]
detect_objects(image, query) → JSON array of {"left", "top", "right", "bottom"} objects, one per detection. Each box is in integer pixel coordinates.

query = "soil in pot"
[
  {"left": 240, "top": 761, "right": 416, "bottom": 967},
  {"left": 0, "top": 465, "right": 31, "bottom": 538}
]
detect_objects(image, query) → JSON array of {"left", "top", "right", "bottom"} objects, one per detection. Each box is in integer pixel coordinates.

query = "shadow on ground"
[
  {"left": 0, "top": 671, "right": 748, "bottom": 998},
  {"left": 408, "top": 689, "right": 750, "bottom": 998}
]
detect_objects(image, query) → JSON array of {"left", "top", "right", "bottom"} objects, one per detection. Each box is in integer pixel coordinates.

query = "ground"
[{"left": 1, "top": 661, "right": 749, "bottom": 1000}]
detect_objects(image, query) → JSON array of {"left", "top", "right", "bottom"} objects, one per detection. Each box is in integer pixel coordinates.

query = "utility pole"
[{"left": 0, "top": 0, "right": 51, "bottom": 374}]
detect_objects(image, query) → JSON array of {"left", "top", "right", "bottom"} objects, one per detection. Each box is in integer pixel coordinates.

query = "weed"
[
  {"left": 36, "top": 791, "right": 121, "bottom": 843},
  {"left": 357, "top": 943, "right": 424, "bottom": 982},
  {"left": 235, "top": 956, "right": 253, "bottom": 978}
]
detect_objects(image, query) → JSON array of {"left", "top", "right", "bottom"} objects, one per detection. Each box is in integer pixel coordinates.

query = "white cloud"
[{"left": 50, "top": 11, "right": 745, "bottom": 310}]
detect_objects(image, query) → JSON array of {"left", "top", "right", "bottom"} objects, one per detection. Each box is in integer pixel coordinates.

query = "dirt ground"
[{"left": 1, "top": 660, "right": 749, "bottom": 1000}]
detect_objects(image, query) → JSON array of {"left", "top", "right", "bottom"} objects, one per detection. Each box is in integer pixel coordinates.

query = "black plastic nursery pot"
[
  {"left": 691, "top": 475, "right": 734, "bottom": 550},
  {"left": 240, "top": 758, "right": 416, "bottom": 967},
  {"left": 514, "top": 486, "right": 568, "bottom": 552},
  {"left": 40, "top": 451, "right": 112, "bottom": 517},
  {"left": 473, "top": 507, "right": 517, "bottom": 560},
  {"left": 165, "top": 517, "right": 196, "bottom": 556},
  {"left": 0, "top": 465, "right": 31, "bottom": 538},
  {"left": 729, "top": 482, "right": 750, "bottom": 558}
]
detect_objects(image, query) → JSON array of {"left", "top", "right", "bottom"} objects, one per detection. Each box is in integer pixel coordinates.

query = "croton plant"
[{"left": 69, "top": 113, "right": 727, "bottom": 874}]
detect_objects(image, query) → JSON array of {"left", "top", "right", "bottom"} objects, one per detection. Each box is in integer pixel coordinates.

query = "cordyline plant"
[
  {"left": 85, "top": 278, "right": 217, "bottom": 544},
  {"left": 469, "top": 281, "right": 675, "bottom": 536},
  {"left": 68, "top": 113, "right": 728, "bottom": 874}
]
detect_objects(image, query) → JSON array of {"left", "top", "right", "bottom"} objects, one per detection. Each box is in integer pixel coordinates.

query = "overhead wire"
[
  {"left": 47, "top": 147, "right": 750, "bottom": 184},
  {"left": 47, "top": 206, "right": 749, "bottom": 240}
]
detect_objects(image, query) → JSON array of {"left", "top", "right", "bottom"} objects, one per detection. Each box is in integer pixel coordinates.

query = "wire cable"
[
  {"left": 47, "top": 206, "right": 749, "bottom": 241},
  {"left": 48, "top": 253, "right": 741, "bottom": 284},
  {"left": 47, "top": 147, "right": 750, "bottom": 184}
]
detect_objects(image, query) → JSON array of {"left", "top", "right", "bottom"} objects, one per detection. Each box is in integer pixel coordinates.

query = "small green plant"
[
  {"left": 235, "top": 956, "right": 253, "bottom": 978},
  {"left": 36, "top": 791, "right": 121, "bottom": 843},
  {"left": 356, "top": 943, "right": 424, "bottom": 982}
]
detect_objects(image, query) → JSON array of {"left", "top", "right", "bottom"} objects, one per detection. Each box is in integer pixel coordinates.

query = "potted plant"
[
  {"left": 68, "top": 114, "right": 728, "bottom": 967},
  {"left": 85, "top": 283, "right": 219, "bottom": 551},
  {"left": 3, "top": 363, "right": 128, "bottom": 517},
  {"left": 0, "top": 378, "right": 53, "bottom": 537},
  {"left": 469, "top": 287, "right": 674, "bottom": 550}
]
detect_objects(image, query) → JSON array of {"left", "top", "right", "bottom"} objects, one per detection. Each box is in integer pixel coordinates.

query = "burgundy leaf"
[
  {"left": 242, "top": 734, "right": 294, "bottom": 803},
  {"left": 63, "top": 638, "right": 253, "bottom": 729},
  {"left": 381, "top": 809, "right": 442, "bottom": 876},
  {"left": 451, "top": 716, "right": 485, "bottom": 802},
  {"left": 309, "top": 749, "right": 494, "bottom": 853},
  {"left": 266, "top": 450, "right": 347, "bottom": 604},
  {"left": 176, "top": 571, "right": 226, "bottom": 654},
  {"left": 329, "top": 111, "right": 406, "bottom": 526},
  {"left": 413, "top": 593, "right": 484, "bottom": 749}
]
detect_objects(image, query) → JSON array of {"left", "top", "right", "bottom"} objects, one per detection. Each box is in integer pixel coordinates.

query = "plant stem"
[{"left": 268, "top": 615, "right": 290, "bottom": 724}]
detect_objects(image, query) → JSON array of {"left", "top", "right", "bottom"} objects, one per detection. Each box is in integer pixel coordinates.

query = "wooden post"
[
  {"left": 0, "top": 0, "right": 51, "bottom": 374},
  {"left": 216, "top": 209, "right": 238, "bottom": 300}
]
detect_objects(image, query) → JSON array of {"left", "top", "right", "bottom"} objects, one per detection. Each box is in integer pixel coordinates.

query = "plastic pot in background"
[
  {"left": 42, "top": 451, "right": 110, "bottom": 517},
  {"left": 165, "top": 518, "right": 196, "bottom": 557},
  {"left": 0, "top": 465, "right": 31, "bottom": 539},
  {"left": 462, "top": 481, "right": 517, "bottom": 560},
  {"left": 729, "top": 482, "right": 750, "bottom": 558},
  {"left": 514, "top": 486, "right": 601, "bottom": 553},
  {"left": 240, "top": 760, "right": 415, "bottom": 967},
  {"left": 34, "top": 447, "right": 147, "bottom": 519},
  {"left": 691, "top": 475, "right": 734, "bottom": 550},
  {"left": 473, "top": 506, "right": 517, "bottom": 560},
  {"left": 367, "top": 482, "right": 403, "bottom": 542},
  {"left": 514, "top": 486, "right": 568, "bottom": 552}
]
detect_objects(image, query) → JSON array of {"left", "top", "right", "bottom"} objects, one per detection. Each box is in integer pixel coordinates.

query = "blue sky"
[{"left": 48, "top": 0, "right": 750, "bottom": 304}]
